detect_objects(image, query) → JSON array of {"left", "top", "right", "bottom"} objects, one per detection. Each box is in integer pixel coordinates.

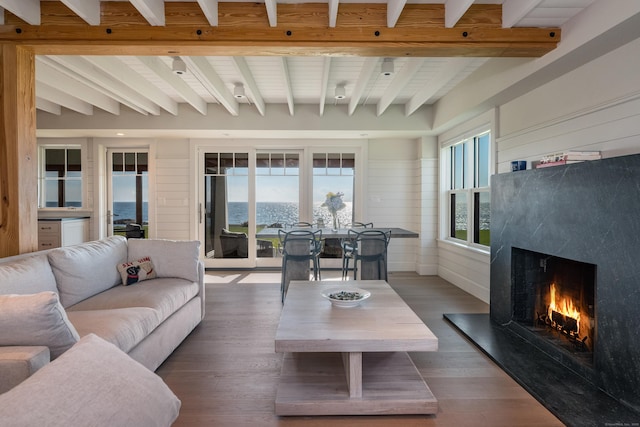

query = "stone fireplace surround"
[{"left": 489, "top": 153, "right": 640, "bottom": 415}]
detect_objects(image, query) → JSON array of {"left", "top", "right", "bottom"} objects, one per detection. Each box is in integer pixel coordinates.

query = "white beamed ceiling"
[{"left": 0, "top": 0, "right": 598, "bottom": 137}]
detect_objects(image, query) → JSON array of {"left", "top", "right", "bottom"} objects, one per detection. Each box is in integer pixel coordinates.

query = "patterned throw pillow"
[{"left": 117, "top": 256, "right": 156, "bottom": 286}]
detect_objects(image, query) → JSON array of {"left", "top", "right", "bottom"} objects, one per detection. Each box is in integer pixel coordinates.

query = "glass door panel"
[
  {"left": 256, "top": 152, "right": 301, "bottom": 260},
  {"left": 108, "top": 150, "right": 149, "bottom": 238},
  {"left": 313, "top": 152, "right": 354, "bottom": 228},
  {"left": 203, "top": 153, "right": 250, "bottom": 261}
]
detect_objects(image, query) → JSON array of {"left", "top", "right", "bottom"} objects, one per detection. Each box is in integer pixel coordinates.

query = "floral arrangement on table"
[{"left": 321, "top": 191, "right": 346, "bottom": 229}]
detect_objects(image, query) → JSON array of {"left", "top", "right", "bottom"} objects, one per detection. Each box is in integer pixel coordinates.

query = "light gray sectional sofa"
[
  {"left": 0, "top": 235, "right": 205, "bottom": 395},
  {"left": 0, "top": 333, "right": 182, "bottom": 427}
]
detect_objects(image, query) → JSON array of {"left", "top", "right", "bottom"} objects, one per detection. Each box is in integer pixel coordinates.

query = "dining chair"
[
  {"left": 344, "top": 229, "right": 391, "bottom": 281},
  {"left": 340, "top": 222, "right": 374, "bottom": 279},
  {"left": 288, "top": 222, "right": 324, "bottom": 261},
  {"left": 278, "top": 229, "right": 323, "bottom": 302}
]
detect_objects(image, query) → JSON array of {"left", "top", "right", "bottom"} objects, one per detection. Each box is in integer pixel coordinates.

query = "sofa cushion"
[
  {"left": 48, "top": 236, "right": 128, "bottom": 307},
  {"left": 0, "top": 255, "right": 58, "bottom": 295},
  {"left": 67, "top": 278, "right": 199, "bottom": 324},
  {"left": 117, "top": 256, "right": 157, "bottom": 285},
  {"left": 0, "top": 292, "right": 80, "bottom": 359},
  {"left": 66, "top": 307, "right": 160, "bottom": 353},
  {"left": 0, "top": 334, "right": 181, "bottom": 427},
  {"left": 128, "top": 239, "right": 200, "bottom": 282}
]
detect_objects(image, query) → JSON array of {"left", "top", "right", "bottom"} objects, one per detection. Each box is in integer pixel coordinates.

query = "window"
[
  {"left": 313, "top": 153, "right": 355, "bottom": 228},
  {"left": 39, "top": 146, "right": 83, "bottom": 208},
  {"left": 447, "top": 131, "right": 491, "bottom": 247}
]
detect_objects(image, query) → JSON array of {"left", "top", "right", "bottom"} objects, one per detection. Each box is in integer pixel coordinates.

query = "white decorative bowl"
[{"left": 321, "top": 287, "right": 371, "bottom": 308}]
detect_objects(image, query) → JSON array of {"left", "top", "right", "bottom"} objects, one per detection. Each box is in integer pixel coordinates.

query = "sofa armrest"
[{"left": 0, "top": 346, "right": 50, "bottom": 394}]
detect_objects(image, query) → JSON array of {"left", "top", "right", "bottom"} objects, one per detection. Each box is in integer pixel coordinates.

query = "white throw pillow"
[{"left": 0, "top": 292, "right": 80, "bottom": 359}]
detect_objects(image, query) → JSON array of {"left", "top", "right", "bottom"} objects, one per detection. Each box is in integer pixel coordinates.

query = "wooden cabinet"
[{"left": 38, "top": 218, "right": 89, "bottom": 250}]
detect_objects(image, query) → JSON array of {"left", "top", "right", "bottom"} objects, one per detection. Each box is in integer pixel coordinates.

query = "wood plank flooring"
[{"left": 156, "top": 271, "right": 564, "bottom": 427}]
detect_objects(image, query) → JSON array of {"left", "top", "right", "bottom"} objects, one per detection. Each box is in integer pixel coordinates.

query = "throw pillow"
[
  {"left": 117, "top": 256, "right": 157, "bottom": 285},
  {"left": 0, "top": 292, "right": 80, "bottom": 359}
]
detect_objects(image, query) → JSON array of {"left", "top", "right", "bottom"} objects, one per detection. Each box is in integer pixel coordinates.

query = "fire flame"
[{"left": 547, "top": 283, "right": 581, "bottom": 333}]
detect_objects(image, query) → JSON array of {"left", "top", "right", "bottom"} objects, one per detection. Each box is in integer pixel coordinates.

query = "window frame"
[
  {"left": 444, "top": 129, "right": 491, "bottom": 249},
  {"left": 37, "top": 142, "right": 88, "bottom": 210}
]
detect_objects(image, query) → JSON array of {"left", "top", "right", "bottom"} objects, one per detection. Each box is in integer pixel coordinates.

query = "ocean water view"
[
  {"left": 111, "top": 201, "right": 353, "bottom": 227},
  {"left": 227, "top": 202, "right": 353, "bottom": 227},
  {"left": 113, "top": 201, "right": 148, "bottom": 224}
]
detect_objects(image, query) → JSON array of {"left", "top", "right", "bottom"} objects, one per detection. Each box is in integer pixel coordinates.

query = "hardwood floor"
[{"left": 156, "top": 271, "right": 564, "bottom": 426}]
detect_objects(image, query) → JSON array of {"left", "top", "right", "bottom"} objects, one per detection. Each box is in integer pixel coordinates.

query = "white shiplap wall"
[
  {"left": 367, "top": 139, "right": 421, "bottom": 272},
  {"left": 418, "top": 157, "right": 439, "bottom": 275},
  {"left": 154, "top": 140, "right": 192, "bottom": 241},
  {"left": 497, "top": 37, "right": 640, "bottom": 171}
]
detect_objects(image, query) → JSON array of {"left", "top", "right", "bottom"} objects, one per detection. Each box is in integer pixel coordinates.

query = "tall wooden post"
[{"left": 0, "top": 44, "right": 37, "bottom": 257}]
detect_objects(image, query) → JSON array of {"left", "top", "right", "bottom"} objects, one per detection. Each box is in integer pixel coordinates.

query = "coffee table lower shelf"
[{"left": 275, "top": 351, "right": 438, "bottom": 416}]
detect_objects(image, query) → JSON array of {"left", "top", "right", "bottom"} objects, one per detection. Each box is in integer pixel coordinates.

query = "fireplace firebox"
[{"left": 511, "top": 247, "right": 596, "bottom": 364}]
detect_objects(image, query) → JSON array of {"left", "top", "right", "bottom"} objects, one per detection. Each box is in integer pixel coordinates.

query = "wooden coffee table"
[{"left": 274, "top": 280, "right": 438, "bottom": 416}]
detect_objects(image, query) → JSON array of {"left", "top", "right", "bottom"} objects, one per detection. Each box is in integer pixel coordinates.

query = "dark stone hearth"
[
  {"left": 444, "top": 313, "right": 640, "bottom": 427},
  {"left": 491, "top": 154, "right": 640, "bottom": 414}
]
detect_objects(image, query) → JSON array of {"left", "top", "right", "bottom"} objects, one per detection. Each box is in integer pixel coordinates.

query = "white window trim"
[
  {"left": 37, "top": 140, "right": 89, "bottom": 211},
  {"left": 440, "top": 128, "right": 492, "bottom": 252}
]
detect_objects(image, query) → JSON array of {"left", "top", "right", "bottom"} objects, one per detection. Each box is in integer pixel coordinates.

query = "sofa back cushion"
[
  {"left": 0, "top": 255, "right": 58, "bottom": 295},
  {"left": 48, "top": 236, "right": 128, "bottom": 307},
  {"left": 127, "top": 239, "right": 200, "bottom": 282}
]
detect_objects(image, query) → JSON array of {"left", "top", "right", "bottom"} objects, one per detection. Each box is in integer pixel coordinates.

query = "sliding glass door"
[
  {"left": 197, "top": 146, "right": 360, "bottom": 268},
  {"left": 201, "top": 152, "right": 251, "bottom": 266}
]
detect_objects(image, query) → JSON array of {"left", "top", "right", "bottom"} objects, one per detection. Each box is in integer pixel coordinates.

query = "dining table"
[
  {"left": 257, "top": 226, "right": 419, "bottom": 283},
  {"left": 256, "top": 227, "right": 419, "bottom": 240}
]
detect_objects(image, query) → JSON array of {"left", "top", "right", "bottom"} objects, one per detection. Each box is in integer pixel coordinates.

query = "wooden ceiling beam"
[{"left": 0, "top": 2, "right": 560, "bottom": 57}]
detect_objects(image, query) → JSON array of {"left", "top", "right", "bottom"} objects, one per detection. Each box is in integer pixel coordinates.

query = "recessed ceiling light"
[
  {"left": 172, "top": 57, "right": 187, "bottom": 75},
  {"left": 381, "top": 58, "right": 394, "bottom": 76},
  {"left": 116, "top": 132, "right": 125, "bottom": 136},
  {"left": 233, "top": 84, "right": 246, "bottom": 99}
]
